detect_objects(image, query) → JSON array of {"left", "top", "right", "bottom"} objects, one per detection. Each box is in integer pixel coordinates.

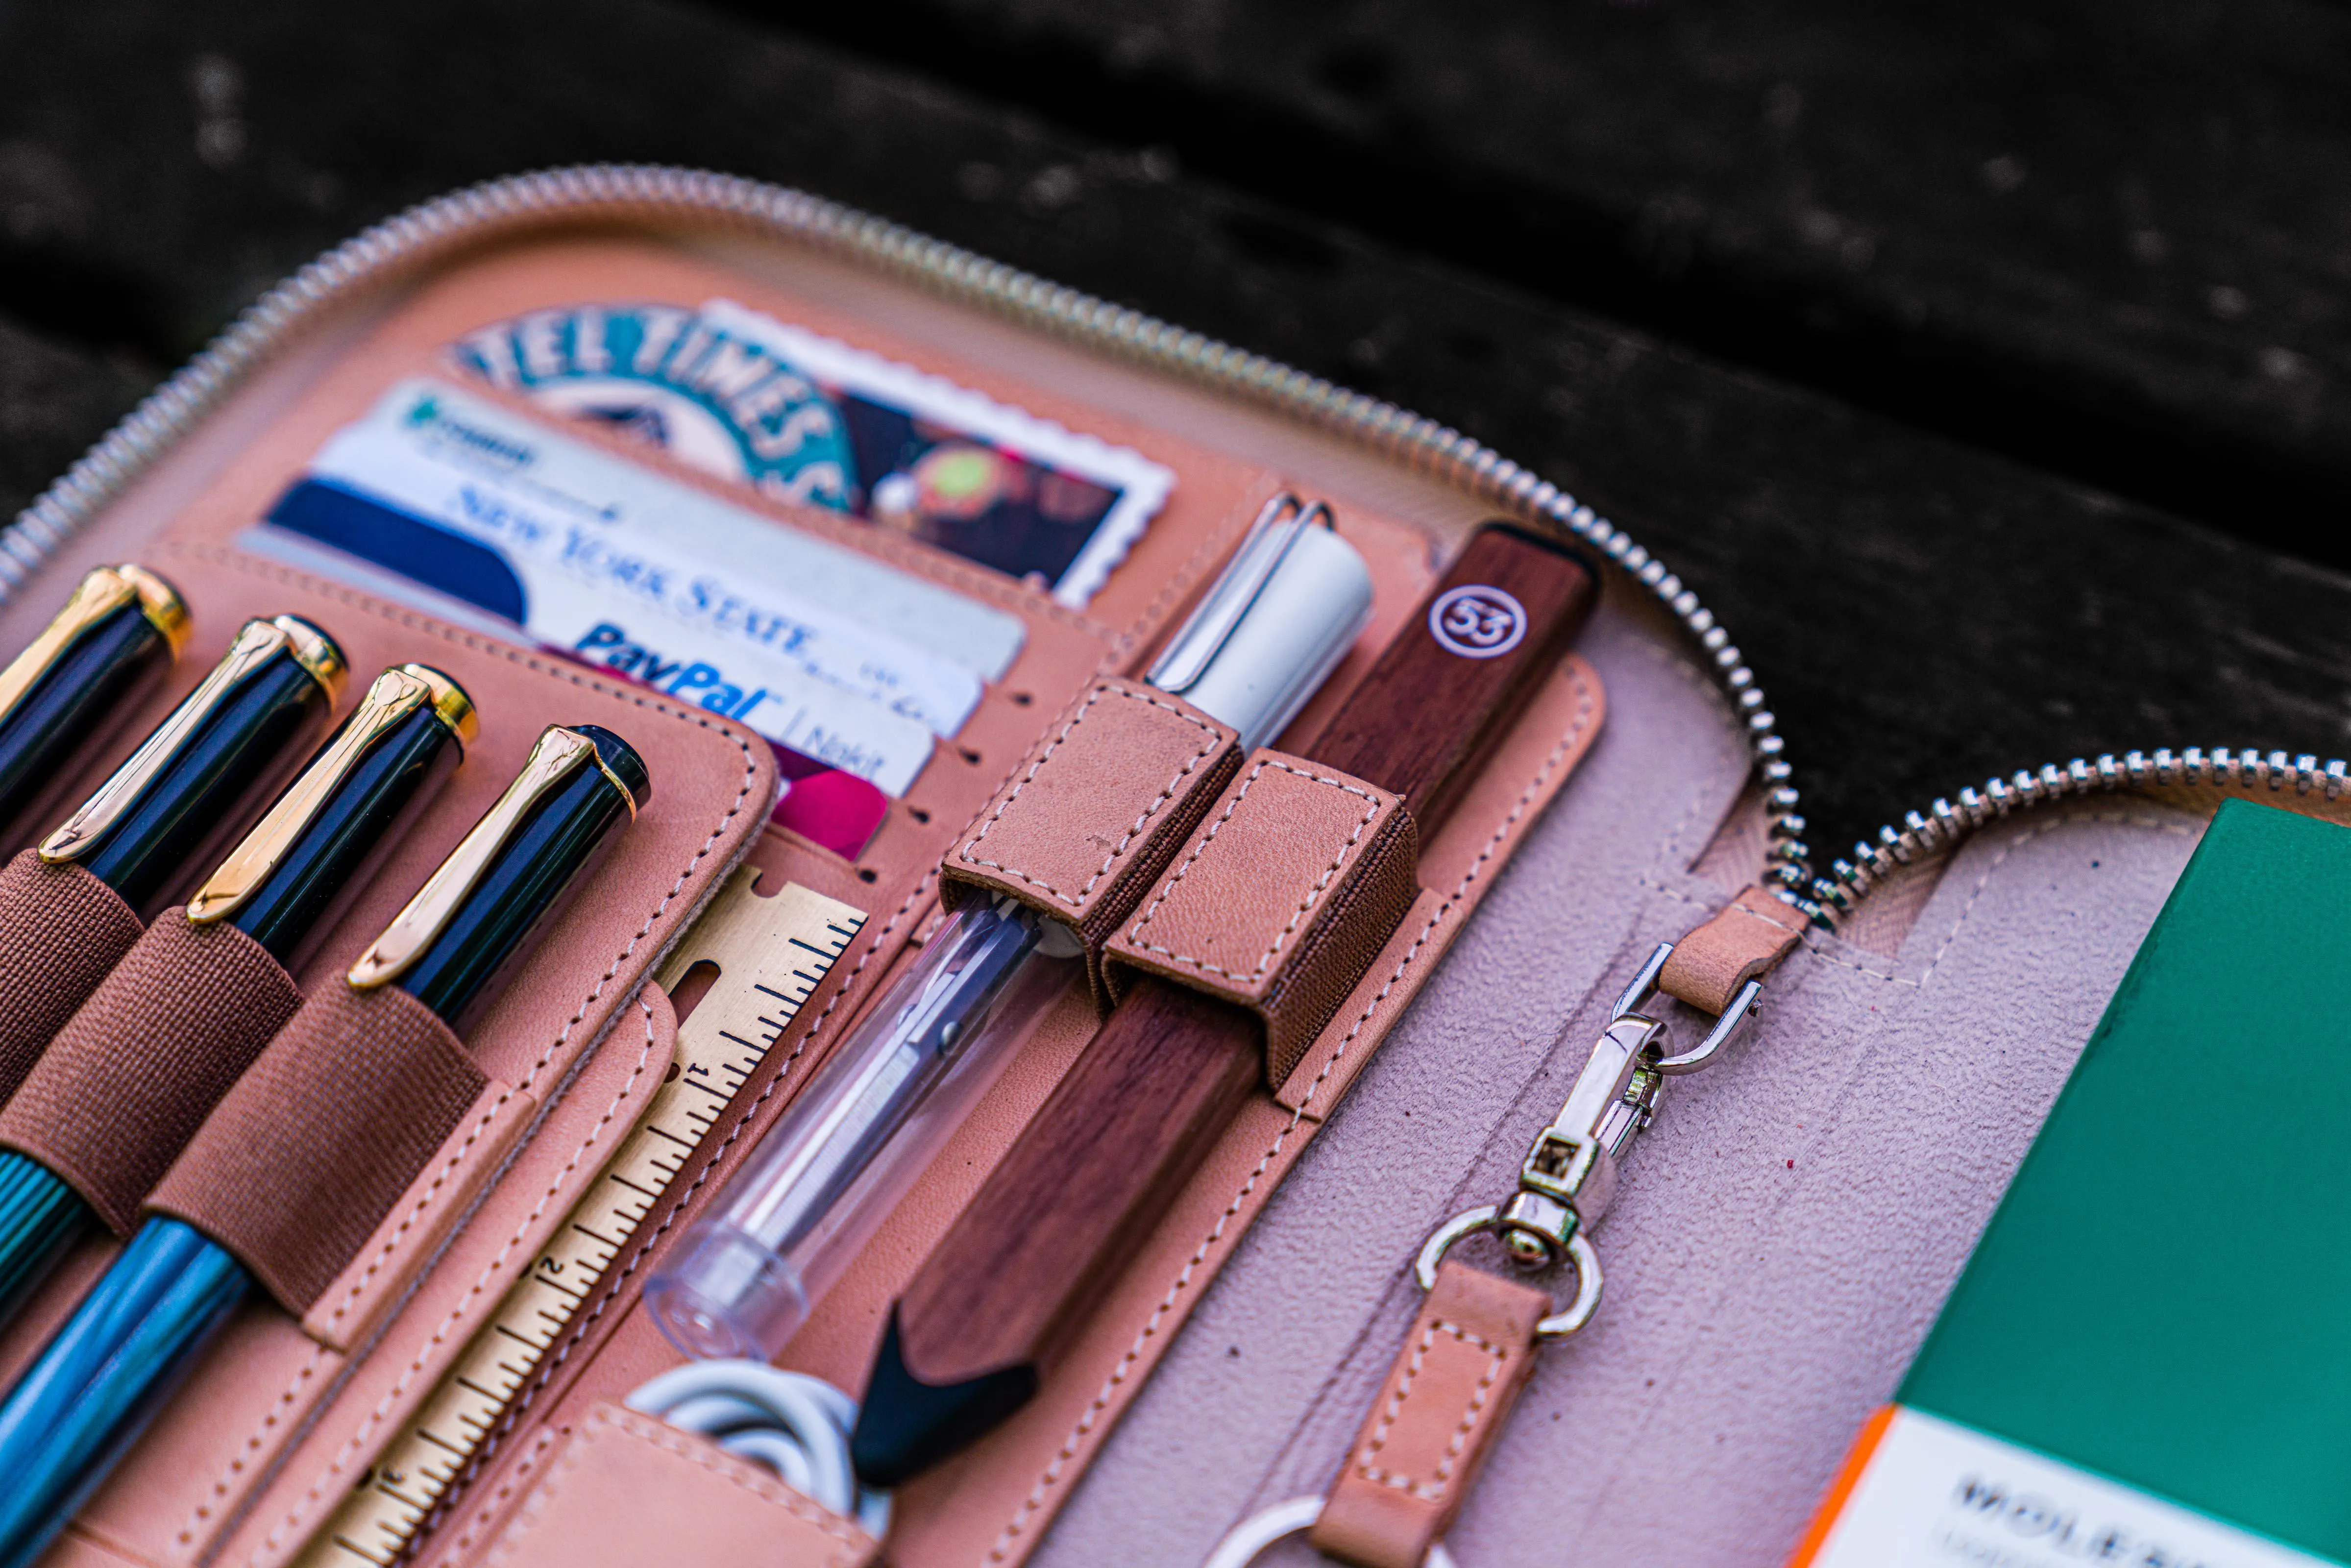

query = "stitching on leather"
[
  {"left": 1353, "top": 1317, "right": 1506, "bottom": 1499},
  {"left": 152, "top": 543, "right": 758, "bottom": 1554},
  {"left": 1800, "top": 810, "right": 2198, "bottom": 992},
  {"left": 1285, "top": 666, "right": 1600, "bottom": 1117},
  {"left": 1121, "top": 758, "right": 1384, "bottom": 984},
  {"left": 245, "top": 993, "right": 666, "bottom": 1562},
  {"left": 316, "top": 1083, "right": 518, "bottom": 1336},
  {"left": 176, "top": 1347, "right": 330, "bottom": 1544},
  {"left": 983, "top": 664, "right": 1599, "bottom": 1562},
  {"left": 956, "top": 684, "right": 1224, "bottom": 907},
  {"left": 486, "top": 1406, "right": 864, "bottom": 1568},
  {"left": 453, "top": 868, "right": 942, "bottom": 1514},
  {"left": 445, "top": 1422, "right": 563, "bottom": 1562}
]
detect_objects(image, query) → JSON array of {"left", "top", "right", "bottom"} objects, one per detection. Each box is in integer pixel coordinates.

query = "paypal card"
[{"left": 255, "top": 379, "right": 1029, "bottom": 855}]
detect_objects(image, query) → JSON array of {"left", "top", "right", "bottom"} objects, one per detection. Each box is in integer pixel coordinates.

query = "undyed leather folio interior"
[{"left": 0, "top": 212, "right": 2302, "bottom": 1568}]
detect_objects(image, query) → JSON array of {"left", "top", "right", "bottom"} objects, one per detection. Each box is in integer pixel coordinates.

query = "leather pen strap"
[{"left": 1309, "top": 1260, "right": 1549, "bottom": 1568}]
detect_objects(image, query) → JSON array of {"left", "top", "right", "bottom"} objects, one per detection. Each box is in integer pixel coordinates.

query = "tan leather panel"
[
  {"left": 0, "top": 228, "right": 1629, "bottom": 1568},
  {"left": 297, "top": 1081, "right": 540, "bottom": 1354},
  {"left": 0, "top": 912, "right": 302, "bottom": 1234},
  {"left": 469, "top": 1404, "right": 876, "bottom": 1568},
  {"left": 1309, "top": 1261, "right": 1548, "bottom": 1568},
  {"left": 942, "top": 677, "right": 1239, "bottom": 998},
  {"left": 1106, "top": 750, "right": 1418, "bottom": 1083},
  {"left": 1657, "top": 882, "right": 1811, "bottom": 1015},
  {"left": 221, "top": 989, "right": 675, "bottom": 1568},
  {"left": 25, "top": 538, "right": 772, "bottom": 1567}
]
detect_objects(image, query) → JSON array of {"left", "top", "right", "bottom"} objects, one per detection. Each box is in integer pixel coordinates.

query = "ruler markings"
[{"left": 294, "top": 871, "right": 864, "bottom": 1568}]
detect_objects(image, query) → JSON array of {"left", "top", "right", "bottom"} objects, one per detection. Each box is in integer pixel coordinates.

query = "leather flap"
[
  {"left": 1104, "top": 748, "right": 1420, "bottom": 1083},
  {"left": 464, "top": 1403, "right": 878, "bottom": 1568},
  {"left": 940, "top": 677, "right": 1240, "bottom": 1000}
]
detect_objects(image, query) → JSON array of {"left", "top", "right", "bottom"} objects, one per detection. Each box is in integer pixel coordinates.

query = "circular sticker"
[{"left": 1427, "top": 585, "right": 1528, "bottom": 660}]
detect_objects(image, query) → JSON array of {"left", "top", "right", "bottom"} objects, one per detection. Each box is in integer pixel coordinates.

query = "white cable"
[{"left": 626, "top": 1361, "right": 892, "bottom": 1539}]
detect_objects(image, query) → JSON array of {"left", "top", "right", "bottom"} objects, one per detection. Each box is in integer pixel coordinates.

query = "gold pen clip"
[
  {"left": 0, "top": 564, "right": 191, "bottom": 731},
  {"left": 39, "top": 615, "right": 346, "bottom": 865},
  {"left": 186, "top": 664, "right": 476, "bottom": 925},
  {"left": 346, "top": 725, "right": 597, "bottom": 990}
]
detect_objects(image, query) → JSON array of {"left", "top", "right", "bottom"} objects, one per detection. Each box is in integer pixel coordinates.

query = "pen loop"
[
  {"left": 0, "top": 565, "right": 188, "bottom": 730},
  {"left": 186, "top": 664, "right": 475, "bottom": 925},
  {"left": 345, "top": 725, "right": 601, "bottom": 990},
  {"left": 1147, "top": 492, "right": 1335, "bottom": 696},
  {"left": 40, "top": 615, "right": 344, "bottom": 865}
]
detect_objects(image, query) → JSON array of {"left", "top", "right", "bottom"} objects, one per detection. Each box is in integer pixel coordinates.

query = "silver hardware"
[
  {"left": 0, "top": 165, "right": 1807, "bottom": 909},
  {"left": 1201, "top": 1495, "right": 1458, "bottom": 1568},
  {"left": 1148, "top": 493, "right": 1332, "bottom": 695},
  {"left": 1808, "top": 743, "right": 2351, "bottom": 921},
  {"left": 1415, "top": 1211, "right": 1602, "bottom": 1344},
  {"left": 1611, "top": 941, "right": 1762, "bottom": 1076}
]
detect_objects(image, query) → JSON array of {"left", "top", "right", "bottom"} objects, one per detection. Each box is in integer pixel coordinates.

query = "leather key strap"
[
  {"left": 1310, "top": 1259, "right": 1550, "bottom": 1568},
  {"left": 1657, "top": 881, "right": 1810, "bottom": 1015}
]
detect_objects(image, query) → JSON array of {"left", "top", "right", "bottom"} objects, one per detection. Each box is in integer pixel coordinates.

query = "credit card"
[
  {"left": 448, "top": 297, "right": 1176, "bottom": 608},
  {"left": 257, "top": 380, "right": 1029, "bottom": 853}
]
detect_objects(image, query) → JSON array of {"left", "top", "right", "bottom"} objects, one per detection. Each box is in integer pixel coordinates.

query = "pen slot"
[
  {"left": 148, "top": 982, "right": 498, "bottom": 1318},
  {"left": 1102, "top": 746, "right": 1421, "bottom": 1086},
  {"left": 937, "top": 676, "right": 1243, "bottom": 1004},
  {"left": 0, "top": 848, "right": 147, "bottom": 1106},
  {"left": 0, "top": 910, "right": 302, "bottom": 1235}
]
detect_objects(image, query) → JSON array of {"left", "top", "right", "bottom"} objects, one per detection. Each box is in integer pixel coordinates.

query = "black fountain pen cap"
[
  {"left": 0, "top": 564, "right": 190, "bottom": 730},
  {"left": 35, "top": 614, "right": 347, "bottom": 867},
  {"left": 180, "top": 663, "right": 476, "bottom": 928},
  {"left": 340, "top": 723, "right": 645, "bottom": 993}
]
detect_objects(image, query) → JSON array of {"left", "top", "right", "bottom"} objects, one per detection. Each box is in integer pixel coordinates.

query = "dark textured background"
[{"left": 2, "top": 0, "right": 2347, "bottom": 868}]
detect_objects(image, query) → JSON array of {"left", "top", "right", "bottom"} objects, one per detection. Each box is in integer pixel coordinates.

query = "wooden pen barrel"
[{"left": 856, "top": 523, "right": 1600, "bottom": 1484}]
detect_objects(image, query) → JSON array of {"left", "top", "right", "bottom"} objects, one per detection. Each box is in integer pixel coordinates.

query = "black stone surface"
[{"left": 0, "top": 0, "right": 2347, "bottom": 869}]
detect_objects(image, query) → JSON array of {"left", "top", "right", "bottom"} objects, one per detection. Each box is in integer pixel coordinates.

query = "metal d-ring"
[
  {"left": 1200, "top": 1495, "right": 1460, "bottom": 1568},
  {"left": 1415, "top": 1206, "right": 1603, "bottom": 1342}
]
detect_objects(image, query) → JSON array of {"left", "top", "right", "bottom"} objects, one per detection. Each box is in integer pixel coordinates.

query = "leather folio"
[{"left": 0, "top": 188, "right": 2325, "bottom": 1568}]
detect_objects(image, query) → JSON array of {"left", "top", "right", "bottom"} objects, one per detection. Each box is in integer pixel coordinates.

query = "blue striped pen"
[{"left": 0, "top": 724, "right": 648, "bottom": 1568}]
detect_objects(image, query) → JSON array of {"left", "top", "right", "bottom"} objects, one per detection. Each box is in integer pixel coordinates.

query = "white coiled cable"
[{"left": 626, "top": 1361, "right": 891, "bottom": 1539}]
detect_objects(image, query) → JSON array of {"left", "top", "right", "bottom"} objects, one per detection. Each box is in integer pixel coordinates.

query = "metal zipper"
[
  {"left": 0, "top": 163, "right": 1812, "bottom": 906},
  {"left": 1811, "top": 747, "right": 2351, "bottom": 918}
]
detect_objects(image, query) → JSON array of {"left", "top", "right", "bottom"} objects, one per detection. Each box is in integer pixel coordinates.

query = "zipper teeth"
[
  {"left": 0, "top": 162, "right": 1812, "bottom": 906},
  {"left": 1813, "top": 747, "right": 2351, "bottom": 919}
]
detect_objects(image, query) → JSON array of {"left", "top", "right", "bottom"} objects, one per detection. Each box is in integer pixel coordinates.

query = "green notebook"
[{"left": 1799, "top": 798, "right": 2351, "bottom": 1567}]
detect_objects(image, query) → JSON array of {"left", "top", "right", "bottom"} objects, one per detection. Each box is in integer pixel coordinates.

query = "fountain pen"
[
  {"left": 0, "top": 614, "right": 345, "bottom": 1108},
  {"left": 0, "top": 723, "right": 647, "bottom": 1568},
  {"left": 0, "top": 663, "right": 477, "bottom": 1315},
  {"left": 0, "top": 564, "right": 190, "bottom": 849}
]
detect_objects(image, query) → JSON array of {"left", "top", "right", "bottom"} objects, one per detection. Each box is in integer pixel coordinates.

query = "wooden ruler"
[{"left": 294, "top": 867, "right": 865, "bottom": 1568}]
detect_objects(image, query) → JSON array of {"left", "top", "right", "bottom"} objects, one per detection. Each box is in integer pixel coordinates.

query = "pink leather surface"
[
  {"left": 1039, "top": 699, "right": 2205, "bottom": 1568},
  {"left": 0, "top": 221, "right": 1815, "bottom": 1568}
]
